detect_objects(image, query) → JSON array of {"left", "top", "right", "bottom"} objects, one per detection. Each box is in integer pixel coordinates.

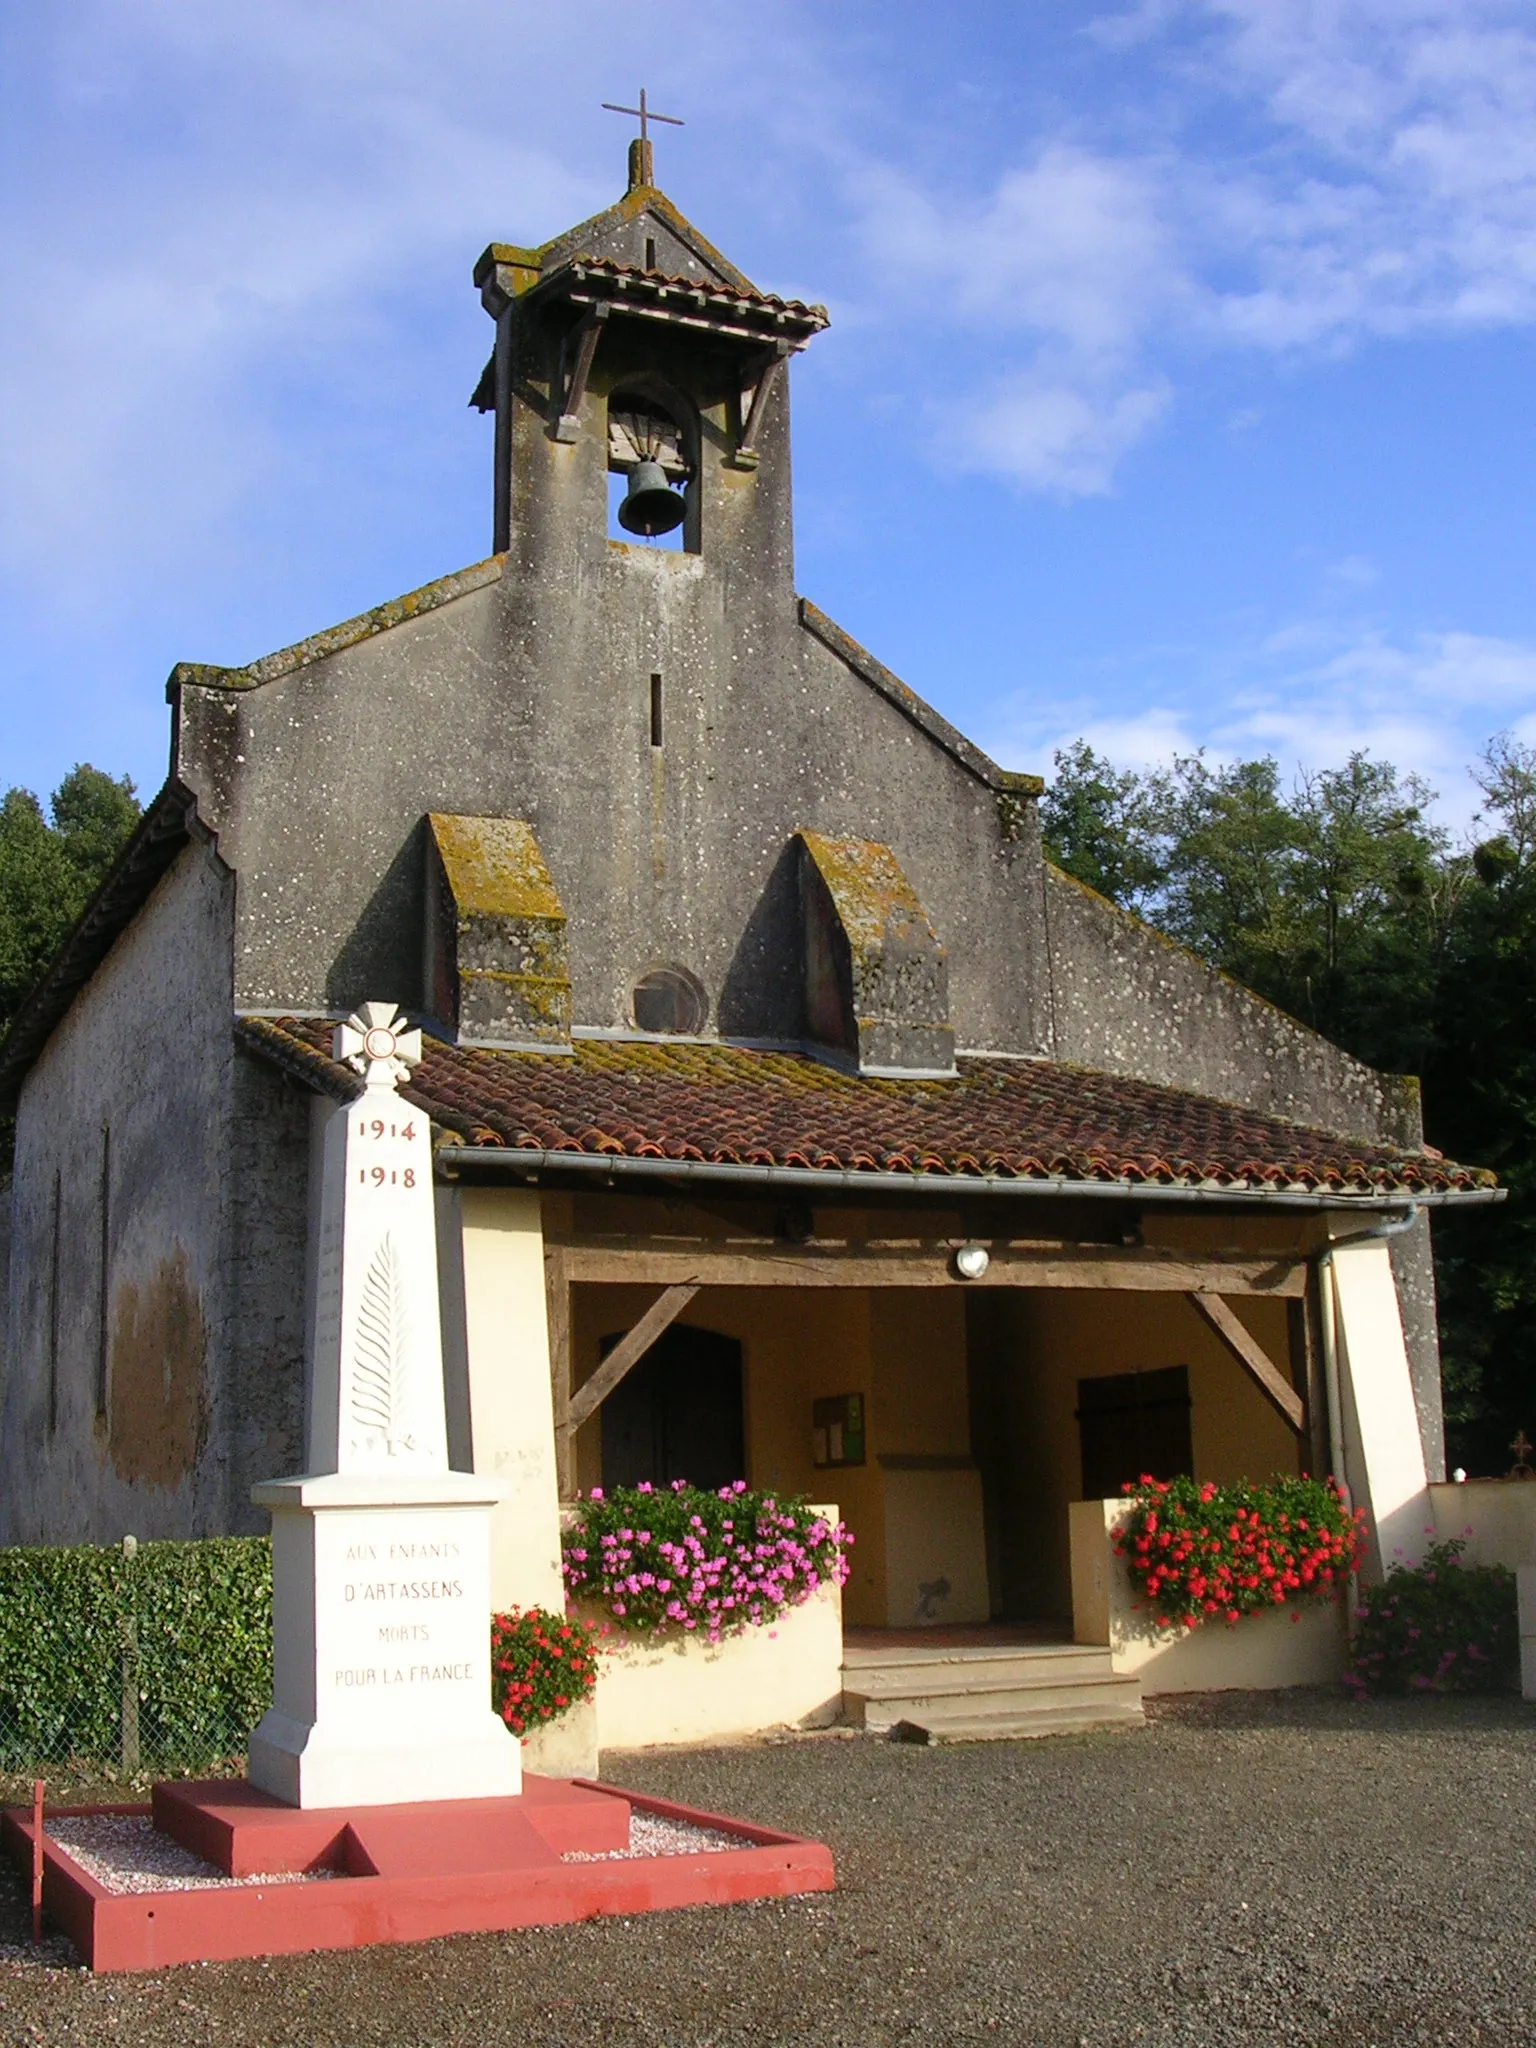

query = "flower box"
[
  {"left": 1070, "top": 1498, "right": 1347, "bottom": 1694},
  {"left": 582, "top": 1576, "right": 844, "bottom": 1751}
]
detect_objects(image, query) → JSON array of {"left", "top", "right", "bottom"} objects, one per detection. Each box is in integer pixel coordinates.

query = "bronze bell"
[{"left": 617, "top": 457, "right": 686, "bottom": 537}]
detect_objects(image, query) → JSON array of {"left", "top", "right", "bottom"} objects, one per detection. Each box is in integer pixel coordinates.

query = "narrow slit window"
[
  {"left": 645, "top": 236, "right": 657, "bottom": 272},
  {"left": 650, "top": 673, "right": 663, "bottom": 749}
]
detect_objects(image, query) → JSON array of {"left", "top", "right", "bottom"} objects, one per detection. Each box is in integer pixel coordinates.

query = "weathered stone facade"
[
  {"left": 0, "top": 166, "right": 1461, "bottom": 1544},
  {"left": 0, "top": 841, "right": 308, "bottom": 1541}
]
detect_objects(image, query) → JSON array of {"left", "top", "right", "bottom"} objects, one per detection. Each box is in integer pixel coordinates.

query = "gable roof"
[
  {"left": 236, "top": 1017, "right": 1497, "bottom": 1207},
  {"left": 475, "top": 182, "right": 759, "bottom": 301}
]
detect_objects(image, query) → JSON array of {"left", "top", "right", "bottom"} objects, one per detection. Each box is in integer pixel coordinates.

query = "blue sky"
[{"left": 4, "top": 0, "right": 1536, "bottom": 831}]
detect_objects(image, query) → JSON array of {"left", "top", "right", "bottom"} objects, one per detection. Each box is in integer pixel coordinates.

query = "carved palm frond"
[{"left": 350, "top": 1233, "right": 412, "bottom": 1450}]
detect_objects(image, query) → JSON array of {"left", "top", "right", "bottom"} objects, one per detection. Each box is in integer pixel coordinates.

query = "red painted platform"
[
  {"left": 2, "top": 1776, "right": 835, "bottom": 1973},
  {"left": 151, "top": 1772, "right": 631, "bottom": 1875}
]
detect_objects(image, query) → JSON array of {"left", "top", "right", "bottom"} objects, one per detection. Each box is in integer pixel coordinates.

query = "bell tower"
[{"left": 470, "top": 106, "right": 828, "bottom": 579}]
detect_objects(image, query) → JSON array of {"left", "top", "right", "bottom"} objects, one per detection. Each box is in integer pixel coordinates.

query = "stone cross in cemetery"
[{"left": 248, "top": 1004, "right": 522, "bottom": 1808}]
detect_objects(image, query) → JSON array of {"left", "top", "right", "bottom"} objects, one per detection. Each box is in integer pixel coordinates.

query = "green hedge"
[{"left": 0, "top": 1537, "right": 272, "bottom": 1769}]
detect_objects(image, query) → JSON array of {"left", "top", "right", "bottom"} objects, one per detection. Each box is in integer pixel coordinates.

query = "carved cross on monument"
[{"left": 248, "top": 1003, "right": 521, "bottom": 1808}]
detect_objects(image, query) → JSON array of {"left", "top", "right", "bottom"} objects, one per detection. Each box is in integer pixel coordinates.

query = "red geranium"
[
  {"left": 489, "top": 1607, "right": 603, "bottom": 1734},
  {"left": 1112, "top": 1474, "right": 1364, "bottom": 1632}
]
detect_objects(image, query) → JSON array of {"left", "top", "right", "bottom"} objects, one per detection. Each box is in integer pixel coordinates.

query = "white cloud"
[
  {"left": 986, "top": 620, "right": 1536, "bottom": 830},
  {"left": 855, "top": 146, "right": 1179, "bottom": 356},
  {"left": 843, "top": 0, "right": 1536, "bottom": 490},
  {"left": 947, "top": 375, "right": 1171, "bottom": 495},
  {"left": 1326, "top": 554, "right": 1378, "bottom": 589}
]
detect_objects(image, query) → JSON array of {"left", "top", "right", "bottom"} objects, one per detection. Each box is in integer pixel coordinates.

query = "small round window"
[{"left": 632, "top": 966, "right": 707, "bottom": 1035}]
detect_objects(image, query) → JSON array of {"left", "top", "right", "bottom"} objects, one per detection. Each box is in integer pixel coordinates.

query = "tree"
[
  {"left": 1422, "top": 737, "right": 1536, "bottom": 1472},
  {"left": 1038, "top": 734, "right": 1532, "bottom": 1471},
  {"left": 0, "top": 766, "right": 141, "bottom": 1041},
  {"left": 1039, "top": 740, "right": 1167, "bottom": 913}
]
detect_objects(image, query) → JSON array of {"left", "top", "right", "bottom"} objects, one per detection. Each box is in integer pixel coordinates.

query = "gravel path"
[{"left": 0, "top": 1689, "right": 1532, "bottom": 2047}]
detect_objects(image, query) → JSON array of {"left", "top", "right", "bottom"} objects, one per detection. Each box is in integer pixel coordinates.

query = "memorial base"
[
  {"left": 250, "top": 1472, "right": 522, "bottom": 1808},
  {"left": 3, "top": 1775, "right": 835, "bottom": 1974}
]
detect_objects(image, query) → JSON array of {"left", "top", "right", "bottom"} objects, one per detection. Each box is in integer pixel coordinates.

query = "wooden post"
[
  {"left": 544, "top": 1248, "right": 575, "bottom": 1500},
  {"left": 554, "top": 305, "right": 609, "bottom": 442},
  {"left": 1292, "top": 1284, "right": 1330, "bottom": 1479},
  {"left": 31, "top": 1780, "right": 43, "bottom": 1945}
]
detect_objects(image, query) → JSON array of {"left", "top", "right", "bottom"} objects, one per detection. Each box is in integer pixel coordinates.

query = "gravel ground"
[{"left": 0, "top": 1689, "right": 1532, "bottom": 2047}]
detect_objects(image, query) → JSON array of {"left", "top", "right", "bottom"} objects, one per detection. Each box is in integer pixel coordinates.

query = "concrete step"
[
  {"left": 883, "top": 1697, "right": 1147, "bottom": 1745},
  {"left": 841, "top": 1638, "right": 1101, "bottom": 1673},
  {"left": 842, "top": 1648, "right": 1116, "bottom": 1699},
  {"left": 849, "top": 1673, "right": 1143, "bottom": 1734}
]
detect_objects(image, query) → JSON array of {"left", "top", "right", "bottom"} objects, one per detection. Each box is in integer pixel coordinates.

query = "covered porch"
[
  {"left": 542, "top": 1194, "right": 1321, "bottom": 1636},
  {"left": 240, "top": 1016, "right": 1497, "bottom": 1747}
]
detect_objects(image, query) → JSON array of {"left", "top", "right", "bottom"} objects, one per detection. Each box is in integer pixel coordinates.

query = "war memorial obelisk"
[
  {"left": 247, "top": 1004, "right": 522, "bottom": 1807},
  {"left": 14, "top": 1002, "right": 832, "bottom": 1967}
]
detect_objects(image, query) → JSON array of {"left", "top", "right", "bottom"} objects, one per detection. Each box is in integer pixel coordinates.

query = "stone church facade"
[{"left": 0, "top": 148, "right": 1497, "bottom": 1662}]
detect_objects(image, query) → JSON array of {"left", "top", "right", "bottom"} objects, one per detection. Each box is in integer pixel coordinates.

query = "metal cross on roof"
[{"left": 601, "top": 88, "right": 684, "bottom": 148}]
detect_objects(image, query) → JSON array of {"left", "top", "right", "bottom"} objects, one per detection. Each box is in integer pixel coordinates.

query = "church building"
[{"left": 0, "top": 134, "right": 1499, "bottom": 1734}]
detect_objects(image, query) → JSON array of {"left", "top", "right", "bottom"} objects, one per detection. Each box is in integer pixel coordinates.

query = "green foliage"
[
  {"left": 1424, "top": 740, "right": 1536, "bottom": 1471},
  {"left": 1041, "top": 741, "right": 1167, "bottom": 913},
  {"left": 0, "top": 1537, "right": 272, "bottom": 1771},
  {"left": 1113, "top": 1474, "right": 1363, "bottom": 1631},
  {"left": 0, "top": 765, "right": 140, "bottom": 1035},
  {"left": 490, "top": 1606, "right": 602, "bottom": 1735},
  {"left": 1040, "top": 733, "right": 1536, "bottom": 1471},
  {"left": 1347, "top": 1538, "right": 1518, "bottom": 1695}
]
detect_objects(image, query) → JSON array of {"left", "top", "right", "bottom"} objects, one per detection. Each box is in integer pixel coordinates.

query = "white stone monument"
[{"left": 248, "top": 1003, "right": 523, "bottom": 1808}]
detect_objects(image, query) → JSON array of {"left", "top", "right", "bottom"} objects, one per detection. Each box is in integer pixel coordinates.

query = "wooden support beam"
[
  {"left": 544, "top": 1248, "right": 575, "bottom": 1499},
  {"left": 1292, "top": 1285, "right": 1330, "bottom": 1479},
  {"left": 550, "top": 1238, "right": 1304, "bottom": 1297},
  {"left": 1187, "top": 1291, "right": 1306, "bottom": 1433},
  {"left": 554, "top": 305, "right": 609, "bottom": 442},
  {"left": 567, "top": 1282, "right": 701, "bottom": 1436},
  {"left": 734, "top": 343, "right": 790, "bottom": 464}
]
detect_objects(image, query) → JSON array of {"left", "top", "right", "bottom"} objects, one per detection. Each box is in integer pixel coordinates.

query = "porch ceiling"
[{"left": 236, "top": 1017, "right": 1495, "bottom": 1204}]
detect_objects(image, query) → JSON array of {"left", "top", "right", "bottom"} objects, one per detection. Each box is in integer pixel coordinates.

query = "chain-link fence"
[{"left": 0, "top": 1534, "right": 270, "bottom": 1798}]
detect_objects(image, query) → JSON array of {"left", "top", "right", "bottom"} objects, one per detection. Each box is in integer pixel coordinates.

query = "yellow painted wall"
[
  {"left": 867, "top": 1291, "right": 970, "bottom": 1458},
  {"left": 569, "top": 1282, "right": 975, "bottom": 1627},
  {"left": 970, "top": 1287, "right": 1303, "bottom": 1622}
]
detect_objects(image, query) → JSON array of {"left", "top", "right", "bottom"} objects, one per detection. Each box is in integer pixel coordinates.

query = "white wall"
[
  {"left": 1329, "top": 1238, "right": 1432, "bottom": 1579},
  {"left": 440, "top": 1186, "right": 565, "bottom": 1612},
  {"left": 591, "top": 1576, "right": 844, "bottom": 1750}
]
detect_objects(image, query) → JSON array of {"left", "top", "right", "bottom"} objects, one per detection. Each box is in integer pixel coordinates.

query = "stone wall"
[
  {"left": 0, "top": 840, "right": 307, "bottom": 1544},
  {"left": 171, "top": 565, "right": 1050, "bottom": 1065},
  {"left": 1042, "top": 864, "right": 1421, "bottom": 1149}
]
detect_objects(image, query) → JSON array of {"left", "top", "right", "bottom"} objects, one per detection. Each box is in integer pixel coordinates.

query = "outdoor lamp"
[{"left": 952, "top": 1242, "right": 991, "bottom": 1281}]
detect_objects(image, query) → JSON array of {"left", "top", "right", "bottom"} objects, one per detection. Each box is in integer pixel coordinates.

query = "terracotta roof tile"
[
  {"left": 550, "top": 256, "right": 829, "bottom": 327},
  {"left": 236, "top": 1018, "right": 1494, "bottom": 1201}
]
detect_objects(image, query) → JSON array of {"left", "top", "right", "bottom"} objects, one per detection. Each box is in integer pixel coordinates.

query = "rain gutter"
[{"left": 431, "top": 1146, "right": 1503, "bottom": 1212}]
